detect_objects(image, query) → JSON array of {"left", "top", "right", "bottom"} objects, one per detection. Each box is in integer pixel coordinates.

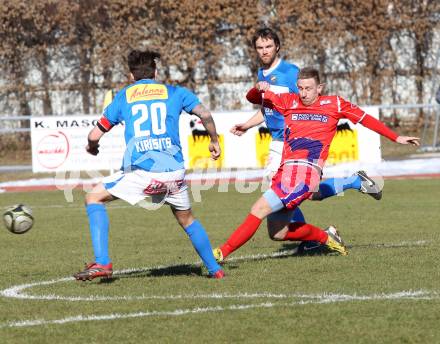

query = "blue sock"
[
  {"left": 184, "top": 220, "right": 221, "bottom": 275},
  {"left": 86, "top": 204, "right": 110, "bottom": 265},
  {"left": 317, "top": 176, "right": 362, "bottom": 200},
  {"left": 291, "top": 207, "right": 306, "bottom": 223}
]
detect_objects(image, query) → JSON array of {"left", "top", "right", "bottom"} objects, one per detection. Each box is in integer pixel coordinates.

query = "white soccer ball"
[{"left": 3, "top": 204, "right": 34, "bottom": 234}]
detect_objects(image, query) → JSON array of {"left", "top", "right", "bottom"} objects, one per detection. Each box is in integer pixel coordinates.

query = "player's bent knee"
[
  {"left": 269, "top": 228, "right": 287, "bottom": 241},
  {"left": 268, "top": 230, "right": 278, "bottom": 241},
  {"left": 172, "top": 208, "right": 195, "bottom": 228},
  {"left": 267, "top": 219, "right": 288, "bottom": 241},
  {"left": 85, "top": 191, "right": 111, "bottom": 204},
  {"left": 178, "top": 217, "right": 194, "bottom": 228},
  {"left": 250, "top": 197, "right": 273, "bottom": 218},
  {"left": 310, "top": 192, "right": 324, "bottom": 201},
  {"left": 85, "top": 193, "right": 99, "bottom": 205},
  {"left": 267, "top": 227, "right": 285, "bottom": 240},
  {"left": 85, "top": 183, "right": 114, "bottom": 204}
]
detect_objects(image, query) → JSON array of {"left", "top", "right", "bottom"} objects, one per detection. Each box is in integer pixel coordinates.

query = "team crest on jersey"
[
  {"left": 320, "top": 100, "right": 331, "bottom": 106},
  {"left": 126, "top": 84, "right": 168, "bottom": 103},
  {"left": 270, "top": 75, "right": 277, "bottom": 83},
  {"left": 292, "top": 100, "right": 298, "bottom": 108}
]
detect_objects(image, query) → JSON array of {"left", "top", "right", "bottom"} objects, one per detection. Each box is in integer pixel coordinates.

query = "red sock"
[
  {"left": 220, "top": 214, "right": 262, "bottom": 258},
  {"left": 283, "top": 222, "right": 328, "bottom": 244}
]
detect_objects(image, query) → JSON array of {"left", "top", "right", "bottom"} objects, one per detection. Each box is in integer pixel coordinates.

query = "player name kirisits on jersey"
[{"left": 135, "top": 137, "right": 172, "bottom": 153}]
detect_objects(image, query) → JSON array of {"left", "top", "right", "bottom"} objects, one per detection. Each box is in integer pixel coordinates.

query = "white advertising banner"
[
  {"left": 30, "top": 116, "right": 125, "bottom": 173},
  {"left": 356, "top": 106, "right": 382, "bottom": 163},
  {"left": 30, "top": 108, "right": 381, "bottom": 173}
]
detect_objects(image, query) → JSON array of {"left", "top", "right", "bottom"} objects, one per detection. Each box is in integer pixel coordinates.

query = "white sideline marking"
[
  {"left": 0, "top": 244, "right": 435, "bottom": 329},
  {"left": 0, "top": 290, "right": 438, "bottom": 329},
  {"left": 348, "top": 240, "right": 430, "bottom": 249},
  {"left": 0, "top": 242, "right": 431, "bottom": 302},
  {"left": 373, "top": 240, "right": 429, "bottom": 248},
  {"left": 2, "top": 204, "right": 133, "bottom": 210}
]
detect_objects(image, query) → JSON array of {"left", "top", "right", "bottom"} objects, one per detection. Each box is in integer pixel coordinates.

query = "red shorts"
[{"left": 271, "top": 163, "right": 321, "bottom": 209}]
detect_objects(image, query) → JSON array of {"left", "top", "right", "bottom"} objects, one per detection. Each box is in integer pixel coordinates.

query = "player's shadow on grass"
[
  {"left": 278, "top": 243, "right": 299, "bottom": 252},
  {"left": 276, "top": 243, "right": 301, "bottom": 258},
  {"left": 97, "top": 243, "right": 347, "bottom": 284},
  {"left": 275, "top": 241, "right": 424, "bottom": 257},
  {"left": 100, "top": 263, "right": 205, "bottom": 283},
  {"left": 276, "top": 243, "right": 335, "bottom": 257}
]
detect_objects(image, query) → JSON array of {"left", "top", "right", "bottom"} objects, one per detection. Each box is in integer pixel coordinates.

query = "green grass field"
[{"left": 0, "top": 179, "right": 439, "bottom": 343}]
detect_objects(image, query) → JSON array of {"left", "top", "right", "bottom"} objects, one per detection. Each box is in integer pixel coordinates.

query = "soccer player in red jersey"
[
  {"left": 216, "top": 67, "right": 419, "bottom": 259},
  {"left": 213, "top": 28, "right": 385, "bottom": 262}
]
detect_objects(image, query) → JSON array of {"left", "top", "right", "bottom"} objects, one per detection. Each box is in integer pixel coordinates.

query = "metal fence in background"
[
  {"left": 0, "top": 103, "right": 439, "bottom": 173},
  {"left": 0, "top": 116, "right": 32, "bottom": 133},
  {"left": 377, "top": 103, "right": 440, "bottom": 151},
  {"left": 3, "top": 103, "right": 438, "bottom": 147}
]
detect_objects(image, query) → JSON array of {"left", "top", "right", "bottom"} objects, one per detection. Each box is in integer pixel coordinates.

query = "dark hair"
[
  {"left": 252, "top": 28, "right": 280, "bottom": 51},
  {"left": 127, "top": 50, "right": 161, "bottom": 81},
  {"left": 298, "top": 67, "right": 321, "bottom": 84}
]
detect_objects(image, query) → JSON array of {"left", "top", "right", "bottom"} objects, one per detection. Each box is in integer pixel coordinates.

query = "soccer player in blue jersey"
[
  {"left": 214, "top": 28, "right": 382, "bottom": 260},
  {"left": 74, "top": 50, "right": 224, "bottom": 280}
]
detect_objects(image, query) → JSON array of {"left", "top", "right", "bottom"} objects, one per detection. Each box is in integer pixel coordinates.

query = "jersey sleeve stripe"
[
  {"left": 343, "top": 110, "right": 365, "bottom": 124},
  {"left": 97, "top": 116, "right": 114, "bottom": 132},
  {"left": 357, "top": 112, "right": 367, "bottom": 124}
]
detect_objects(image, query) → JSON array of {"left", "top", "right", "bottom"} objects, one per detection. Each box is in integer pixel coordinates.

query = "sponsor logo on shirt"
[
  {"left": 270, "top": 75, "right": 277, "bottom": 83},
  {"left": 291, "top": 113, "right": 328, "bottom": 123},
  {"left": 320, "top": 100, "right": 331, "bottom": 105},
  {"left": 264, "top": 107, "right": 274, "bottom": 115},
  {"left": 126, "top": 84, "right": 168, "bottom": 103}
]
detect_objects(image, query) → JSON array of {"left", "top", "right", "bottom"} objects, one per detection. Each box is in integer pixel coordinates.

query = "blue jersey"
[
  {"left": 104, "top": 79, "right": 200, "bottom": 172},
  {"left": 257, "top": 59, "right": 299, "bottom": 140}
]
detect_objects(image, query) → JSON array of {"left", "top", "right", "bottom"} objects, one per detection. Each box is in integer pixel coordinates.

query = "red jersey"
[
  {"left": 247, "top": 87, "right": 399, "bottom": 208},
  {"left": 253, "top": 90, "right": 382, "bottom": 168}
]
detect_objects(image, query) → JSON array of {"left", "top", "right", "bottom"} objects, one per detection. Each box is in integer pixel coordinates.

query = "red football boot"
[
  {"left": 74, "top": 262, "right": 113, "bottom": 281},
  {"left": 209, "top": 269, "right": 225, "bottom": 279}
]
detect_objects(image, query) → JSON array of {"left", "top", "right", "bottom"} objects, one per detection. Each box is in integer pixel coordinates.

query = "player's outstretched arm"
[
  {"left": 231, "top": 109, "right": 265, "bottom": 136},
  {"left": 396, "top": 136, "right": 420, "bottom": 146},
  {"left": 191, "top": 104, "right": 221, "bottom": 160},
  {"left": 359, "top": 114, "right": 420, "bottom": 146},
  {"left": 86, "top": 126, "right": 105, "bottom": 156}
]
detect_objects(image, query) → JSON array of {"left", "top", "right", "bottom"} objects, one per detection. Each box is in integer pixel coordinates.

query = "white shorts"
[
  {"left": 102, "top": 169, "right": 191, "bottom": 210},
  {"left": 264, "top": 140, "right": 283, "bottom": 177}
]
